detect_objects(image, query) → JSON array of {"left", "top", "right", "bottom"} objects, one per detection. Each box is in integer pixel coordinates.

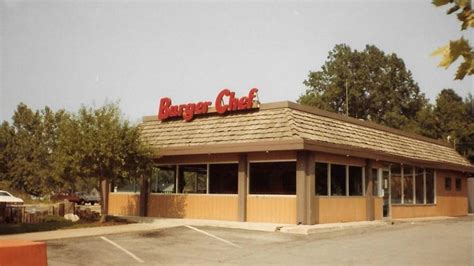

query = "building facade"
[{"left": 108, "top": 99, "right": 473, "bottom": 225}]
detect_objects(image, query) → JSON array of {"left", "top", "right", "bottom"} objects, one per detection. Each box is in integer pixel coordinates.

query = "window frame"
[
  {"left": 147, "top": 161, "right": 239, "bottom": 195},
  {"left": 314, "top": 161, "right": 365, "bottom": 197}
]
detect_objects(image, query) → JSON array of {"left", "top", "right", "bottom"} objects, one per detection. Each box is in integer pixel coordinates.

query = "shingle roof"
[{"left": 140, "top": 101, "right": 473, "bottom": 171}]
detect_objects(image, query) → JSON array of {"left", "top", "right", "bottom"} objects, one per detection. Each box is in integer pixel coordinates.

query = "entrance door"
[{"left": 381, "top": 169, "right": 390, "bottom": 217}]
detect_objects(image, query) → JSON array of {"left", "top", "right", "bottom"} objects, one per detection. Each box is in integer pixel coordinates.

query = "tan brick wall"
[
  {"left": 147, "top": 194, "right": 239, "bottom": 221},
  {"left": 108, "top": 193, "right": 140, "bottom": 216}
]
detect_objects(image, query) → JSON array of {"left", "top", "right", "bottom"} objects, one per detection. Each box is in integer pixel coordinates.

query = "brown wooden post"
[
  {"left": 100, "top": 178, "right": 110, "bottom": 215},
  {"left": 296, "top": 151, "right": 308, "bottom": 225},
  {"left": 139, "top": 175, "right": 149, "bottom": 217},
  {"left": 305, "top": 152, "right": 315, "bottom": 225},
  {"left": 365, "top": 159, "right": 375, "bottom": 221},
  {"left": 238, "top": 153, "right": 248, "bottom": 222}
]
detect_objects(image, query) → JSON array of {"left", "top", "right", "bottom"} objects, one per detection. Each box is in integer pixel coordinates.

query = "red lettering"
[
  {"left": 238, "top": 97, "right": 248, "bottom": 110},
  {"left": 247, "top": 88, "right": 258, "bottom": 108},
  {"left": 158, "top": 88, "right": 259, "bottom": 121},
  {"left": 215, "top": 89, "right": 230, "bottom": 114},
  {"left": 158, "top": 98, "right": 171, "bottom": 120},
  {"left": 183, "top": 103, "right": 195, "bottom": 121}
]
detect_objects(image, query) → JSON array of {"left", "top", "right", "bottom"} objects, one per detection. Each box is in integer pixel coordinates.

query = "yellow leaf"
[
  {"left": 432, "top": 44, "right": 453, "bottom": 68},
  {"left": 433, "top": 0, "right": 452, "bottom": 7}
]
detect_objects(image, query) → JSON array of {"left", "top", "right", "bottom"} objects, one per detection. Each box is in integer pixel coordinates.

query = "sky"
[{"left": 1, "top": 0, "right": 473, "bottom": 123}]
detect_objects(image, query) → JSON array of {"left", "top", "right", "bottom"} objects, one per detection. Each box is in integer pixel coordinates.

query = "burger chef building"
[{"left": 108, "top": 89, "right": 474, "bottom": 225}]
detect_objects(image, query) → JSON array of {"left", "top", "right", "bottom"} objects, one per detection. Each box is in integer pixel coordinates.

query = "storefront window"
[
  {"left": 391, "top": 164, "right": 402, "bottom": 204},
  {"left": 178, "top": 165, "right": 207, "bottom": 194},
  {"left": 315, "top": 163, "right": 328, "bottom": 195},
  {"left": 209, "top": 163, "right": 238, "bottom": 194},
  {"left": 349, "top": 166, "right": 363, "bottom": 196},
  {"left": 150, "top": 165, "right": 176, "bottom": 193},
  {"left": 444, "top": 177, "right": 452, "bottom": 191},
  {"left": 403, "top": 166, "right": 414, "bottom": 204},
  {"left": 331, "top": 164, "right": 346, "bottom": 196},
  {"left": 426, "top": 169, "right": 435, "bottom": 204},
  {"left": 415, "top": 167, "right": 424, "bottom": 204},
  {"left": 114, "top": 178, "right": 139, "bottom": 193},
  {"left": 249, "top": 162, "right": 296, "bottom": 195},
  {"left": 455, "top": 178, "right": 462, "bottom": 191}
]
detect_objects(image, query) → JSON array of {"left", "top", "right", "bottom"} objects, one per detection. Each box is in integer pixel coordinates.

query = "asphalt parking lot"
[{"left": 47, "top": 216, "right": 473, "bottom": 265}]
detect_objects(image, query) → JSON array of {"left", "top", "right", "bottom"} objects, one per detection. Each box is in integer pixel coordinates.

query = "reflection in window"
[
  {"left": 114, "top": 178, "right": 139, "bottom": 193},
  {"left": 349, "top": 166, "right": 363, "bottom": 196},
  {"left": 331, "top": 164, "right": 346, "bottom": 196},
  {"left": 426, "top": 169, "right": 435, "bottom": 204},
  {"left": 209, "top": 164, "right": 238, "bottom": 194},
  {"left": 372, "top": 168, "right": 379, "bottom": 197},
  {"left": 178, "top": 165, "right": 207, "bottom": 194},
  {"left": 455, "top": 178, "right": 462, "bottom": 191},
  {"left": 249, "top": 162, "right": 296, "bottom": 195},
  {"left": 391, "top": 164, "right": 402, "bottom": 204},
  {"left": 403, "top": 166, "right": 414, "bottom": 204},
  {"left": 315, "top": 163, "right": 328, "bottom": 195},
  {"left": 150, "top": 165, "right": 176, "bottom": 193},
  {"left": 445, "top": 177, "right": 452, "bottom": 191},
  {"left": 415, "top": 168, "right": 424, "bottom": 204}
]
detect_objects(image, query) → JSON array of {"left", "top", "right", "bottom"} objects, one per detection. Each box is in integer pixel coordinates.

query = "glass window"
[
  {"left": 209, "top": 164, "right": 238, "bottom": 194},
  {"left": 315, "top": 163, "right": 328, "bottom": 195},
  {"left": 455, "top": 178, "right": 462, "bottom": 191},
  {"left": 150, "top": 165, "right": 176, "bottom": 193},
  {"left": 403, "top": 166, "right": 414, "bottom": 204},
  {"left": 445, "top": 177, "right": 452, "bottom": 191},
  {"left": 415, "top": 168, "right": 424, "bottom": 204},
  {"left": 391, "top": 164, "right": 402, "bottom": 204},
  {"left": 114, "top": 178, "right": 139, "bottom": 193},
  {"left": 178, "top": 165, "right": 207, "bottom": 194},
  {"left": 426, "top": 169, "right": 435, "bottom": 204},
  {"left": 349, "top": 166, "right": 363, "bottom": 196},
  {"left": 249, "top": 162, "right": 296, "bottom": 195},
  {"left": 331, "top": 164, "right": 346, "bottom": 196},
  {"left": 372, "top": 168, "right": 379, "bottom": 197}
]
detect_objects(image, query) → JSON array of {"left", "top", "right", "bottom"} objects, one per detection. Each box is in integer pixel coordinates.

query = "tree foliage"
[
  {"left": 432, "top": 0, "right": 474, "bottom": 80},
  {"left": 0, "top": 102, "right": 152, "bottom": 204},
  {"left": 299, "top": 44, "right": 427, "bottom": 131}
]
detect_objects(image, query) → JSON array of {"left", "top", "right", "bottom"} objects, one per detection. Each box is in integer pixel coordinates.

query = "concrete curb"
[{"left": 279, "top": 221, "right": 387, "bottom": 235}]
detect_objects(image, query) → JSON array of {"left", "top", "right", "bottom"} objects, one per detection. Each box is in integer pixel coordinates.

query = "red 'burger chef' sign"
[{"left": 158, "top": 88, "right": 259, "bottom": 121}]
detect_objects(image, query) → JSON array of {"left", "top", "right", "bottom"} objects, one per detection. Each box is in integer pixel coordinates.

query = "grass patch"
[{"left": 0, "top": 215, "right": 131, "bottom": 235}]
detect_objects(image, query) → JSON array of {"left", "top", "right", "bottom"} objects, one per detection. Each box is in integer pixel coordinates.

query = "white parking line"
[
  {"left": 185, "top": 225, "right": 241, "bottom": 248},
  {"left": 100, "top": 236, "right": 144, "bottom": 263}
]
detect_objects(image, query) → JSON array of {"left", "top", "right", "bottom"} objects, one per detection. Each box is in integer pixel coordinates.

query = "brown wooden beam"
[
  {"left": 238, "top": 153, "right": 248, "bottom": 222},
  {"left": 365, "top": 159, "right": 375, "bottom": 221},
  {"left": 296, "top": 151, "right": 308, "bottom": 225}
]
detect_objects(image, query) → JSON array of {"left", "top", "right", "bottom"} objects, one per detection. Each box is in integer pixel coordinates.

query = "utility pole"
[{"left": 345, "top": 80, "right": 349, "bottom": 116}]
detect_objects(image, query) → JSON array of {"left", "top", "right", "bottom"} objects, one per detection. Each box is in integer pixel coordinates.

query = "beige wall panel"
[
  {"left": 314, "top": 152, "right": 366, "bottom": 166},
  {"left": 374, "top": 197, "right": 384, "bottom": 220},
  {"left": 246, "top": 196, "right": 296, "bottom": 224},
  {"left": 108, "top": 193, "right": 140, "bottom": 216},
  {"left": 147, "top": 194, "right": 239, "bottom": 221},
  {"left": 247, "top": 151, "right": 297, "bottom": 162},
  {"left": 392, "top": 196, "right": 468, "bottom": 218},
  {"left": 316, "top": 196, "right": 367, "bottom": 223}
]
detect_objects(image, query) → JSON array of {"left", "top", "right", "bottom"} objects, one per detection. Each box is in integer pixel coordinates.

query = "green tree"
[
  {"left": 432, "top": 0, "right": 474, "bottom": 80},
  {"left": 299, "top": 44, "right": 427, "bottom": 131},
  {"left": 3, "top": 104, "right": 62, "bottom": 196},
  {"left": 59, "top": 103, "right": 152, "bottom": 214}
]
